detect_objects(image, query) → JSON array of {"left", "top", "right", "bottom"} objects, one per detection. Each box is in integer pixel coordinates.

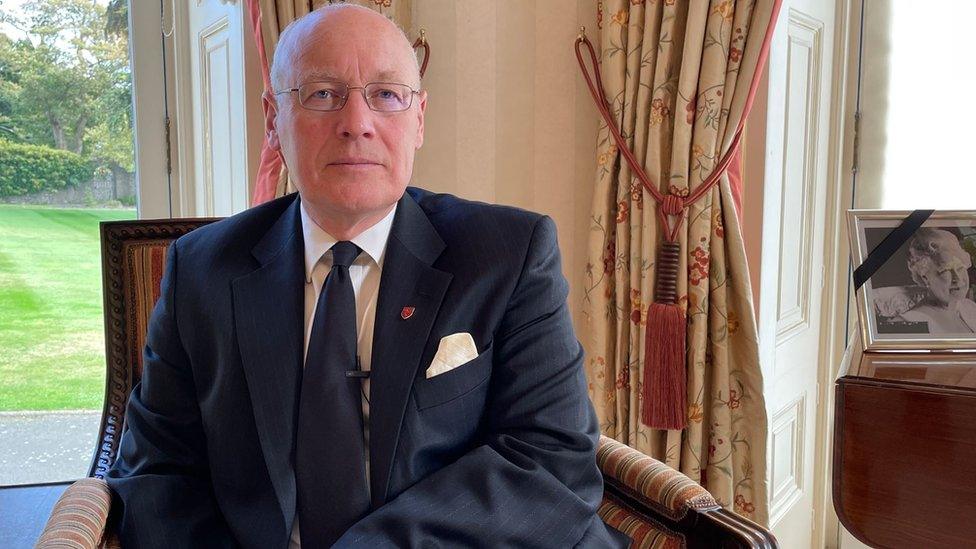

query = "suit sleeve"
[
  {"left": 336, "top": 216, "right": 627, "bottom": 548},
  {"left": 105, "top": 240, "right": 236, "bottom": 549}
]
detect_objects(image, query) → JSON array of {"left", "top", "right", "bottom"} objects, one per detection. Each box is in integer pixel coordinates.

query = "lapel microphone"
[{"left": 346, "top": 356, "right": 370, "bottom": 378}]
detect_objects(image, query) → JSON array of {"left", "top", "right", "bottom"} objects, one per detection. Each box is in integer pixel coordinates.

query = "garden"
[
  {"left": 1, "top": 0, "right": 135, "bottom": 412},
  {"left": 0, "top": 204, "right": 134, "bottom": 410}
]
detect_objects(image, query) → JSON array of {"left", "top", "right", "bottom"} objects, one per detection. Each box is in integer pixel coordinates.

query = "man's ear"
[
  {"left": 262, "top": 91, "right": 281, "bottom": 151},
  {"left": 414, "top": 89, "right": 427, "bottom": 150}
]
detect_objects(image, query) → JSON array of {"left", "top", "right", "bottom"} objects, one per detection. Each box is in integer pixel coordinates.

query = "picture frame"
[{"left": 847, "top": 210, "right": 976, "bottom": 352}]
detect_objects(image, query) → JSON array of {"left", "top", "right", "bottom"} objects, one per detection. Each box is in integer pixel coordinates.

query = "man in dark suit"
[{"left": 106, "top": 4, "right": 627, "bottom": 548}]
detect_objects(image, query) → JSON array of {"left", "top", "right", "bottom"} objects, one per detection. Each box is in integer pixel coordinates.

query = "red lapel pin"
[{"left": 400, "top": 306, "right": 415, "bottom": 320}]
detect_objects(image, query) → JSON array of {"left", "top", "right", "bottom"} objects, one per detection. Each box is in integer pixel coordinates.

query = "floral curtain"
[
  {"left": 583, "top": 0, "right": 779, "bottom": 525},
  {"left": 248, "top": 0, "right": 412, "bottom": 205}
]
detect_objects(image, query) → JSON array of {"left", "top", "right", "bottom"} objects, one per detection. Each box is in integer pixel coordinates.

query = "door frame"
[
  {"left": 129, "top": 0, "right": 172, "bottom": 219},
  {"left": 813, "top": 0, "right": 859, "bottom": 546}
]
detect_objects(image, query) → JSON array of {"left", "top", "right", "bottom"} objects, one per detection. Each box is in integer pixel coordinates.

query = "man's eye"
[
  {"left": 303, "top": 85, "right": 344, "bottom": 102},
  {"left": 372, "top": 88, "right": 401, "bottom": 101}
]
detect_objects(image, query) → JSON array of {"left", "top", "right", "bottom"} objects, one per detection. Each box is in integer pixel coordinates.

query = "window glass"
[
  {"left": 0, "top": 0, "right": 136, "bottom": 485},
  {"left": 857, "top": 0, "right": 976, "bottom": 209}
]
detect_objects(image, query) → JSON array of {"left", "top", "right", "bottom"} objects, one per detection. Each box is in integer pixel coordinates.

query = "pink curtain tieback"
[{"left": 575, "top": 29, "right": 744, "bottom": 430}]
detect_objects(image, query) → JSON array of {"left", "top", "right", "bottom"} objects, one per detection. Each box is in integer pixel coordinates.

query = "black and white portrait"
[{"left": 852, "top": 213, "right": 976, "bottom": 351}]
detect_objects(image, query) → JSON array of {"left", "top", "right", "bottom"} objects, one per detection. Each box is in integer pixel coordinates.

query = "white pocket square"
[{"left": 426, "top": 332, "right": 478, "bottom": 379}]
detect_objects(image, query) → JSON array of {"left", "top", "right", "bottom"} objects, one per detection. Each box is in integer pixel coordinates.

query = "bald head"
[{"left": 270, "top": 4, "right": 420, "bottom": 92}]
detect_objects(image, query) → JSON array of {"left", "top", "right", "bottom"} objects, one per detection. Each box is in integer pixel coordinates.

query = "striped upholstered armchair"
[
  {"left": 38, "top": 438, "right": 777, "bottom": 548},
  {"left": 35, "top": 219, "right": 776, "bottom": 548},
  {"left": 596, "top": 436, "right": 776, "bottom": 548}
]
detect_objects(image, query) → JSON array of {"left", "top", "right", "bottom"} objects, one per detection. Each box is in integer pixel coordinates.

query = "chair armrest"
[
  {"left": 35, "top": 478, "right": 113, "bottom": 549},
  {"left": 597, "top": 435, "right": 719, "bottom": 521}
]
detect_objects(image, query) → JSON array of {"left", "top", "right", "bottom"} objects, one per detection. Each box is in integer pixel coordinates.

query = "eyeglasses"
[{"left": 273, "top": 81, "right": 420, "bottom": 113}]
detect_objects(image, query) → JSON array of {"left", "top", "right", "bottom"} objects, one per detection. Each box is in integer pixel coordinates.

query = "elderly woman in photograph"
[{"left": 893, "top": 228, "right": 976, "bottom": 334}]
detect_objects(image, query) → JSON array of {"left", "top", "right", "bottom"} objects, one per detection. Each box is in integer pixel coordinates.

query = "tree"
[
  {"left": 104, "top": 0, "right": 127, "bottom": 38},
  {"left": 0, "top": 34, "right": 22, "bottom": 140},
  {"left": 0, "top": 0, "right": 132, "bottom": 173}
]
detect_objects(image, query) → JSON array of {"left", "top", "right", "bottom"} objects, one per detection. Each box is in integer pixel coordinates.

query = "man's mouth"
[{"left": 330, "top": 158, "right": 381, "bottom": 167}]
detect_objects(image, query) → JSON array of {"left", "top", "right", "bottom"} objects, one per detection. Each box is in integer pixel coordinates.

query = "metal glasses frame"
[{"left": 273, "top": 81, "right": 421, "bottom": 112}]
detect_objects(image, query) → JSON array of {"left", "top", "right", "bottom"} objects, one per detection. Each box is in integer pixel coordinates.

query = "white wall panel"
[
  {"left": 769, "top": 394, "right": 806, "bottom": 526},
  {"left": 775, "top": 13, "right": 823, "bottom": 346}
]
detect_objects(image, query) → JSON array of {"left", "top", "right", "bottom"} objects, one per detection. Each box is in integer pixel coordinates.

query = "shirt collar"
[{"left": 300, "top": 199, "right": 397, "bottom": 280}]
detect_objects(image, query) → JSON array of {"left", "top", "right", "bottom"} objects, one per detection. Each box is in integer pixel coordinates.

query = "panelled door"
[{"left": 757, "top": 0, "right": 836, "bottom": 546}]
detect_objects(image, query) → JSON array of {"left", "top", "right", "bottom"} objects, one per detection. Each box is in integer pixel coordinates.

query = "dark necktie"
[{"left": 297, "top": 241, "right": 369, "bottom": 548}]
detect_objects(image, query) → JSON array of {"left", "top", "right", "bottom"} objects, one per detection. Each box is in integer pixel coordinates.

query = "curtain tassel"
[{"left": 641, "top": 241, "right": 687, "bottom": 430}]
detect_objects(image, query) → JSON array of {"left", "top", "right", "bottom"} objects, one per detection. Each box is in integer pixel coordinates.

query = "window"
[
  {"left": 0, "top": 0, "right": 136, "bottom": 485},
  {"left": 855, "top": 0, "right": 976, "bottom": 209}
]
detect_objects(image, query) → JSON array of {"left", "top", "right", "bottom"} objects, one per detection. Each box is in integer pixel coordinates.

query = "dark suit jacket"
[{"left": 106, "top": 188, "right": 628, "bottom": 548}]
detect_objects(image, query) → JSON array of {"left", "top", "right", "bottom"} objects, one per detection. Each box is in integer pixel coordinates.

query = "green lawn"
[{"left": 0, "top": 205, "right": 136, "bottom": 411}]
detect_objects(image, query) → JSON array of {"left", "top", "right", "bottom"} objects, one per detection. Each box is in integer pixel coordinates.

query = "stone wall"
[{"left": 0, "top": 172, "right": 136, "bottom": 206}]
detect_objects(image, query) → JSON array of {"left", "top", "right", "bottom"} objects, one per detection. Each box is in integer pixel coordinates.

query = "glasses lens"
[
  {"left": 299, "top": 82, "right": 347, "bottom": 111},
  {"left": 364, "top": 83, "right": 412, "bottom": 112}
]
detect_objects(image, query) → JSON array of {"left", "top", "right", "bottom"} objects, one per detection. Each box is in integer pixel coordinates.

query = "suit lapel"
[
  {"left": 369, "top": 193, "right": 452, "bottom": 509},
  {"left": 232, "top": 197, "right": 304, "bottom": 529}
]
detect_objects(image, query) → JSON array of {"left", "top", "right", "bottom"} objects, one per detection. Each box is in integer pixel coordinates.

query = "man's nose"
[{"left": 335, "top": 90, "right": 375, "bottom": 140}]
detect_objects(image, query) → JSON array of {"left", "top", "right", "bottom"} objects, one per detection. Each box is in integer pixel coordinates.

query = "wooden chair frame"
[{"left": 89, "top": 218, "right": 218, "bottom": 478}]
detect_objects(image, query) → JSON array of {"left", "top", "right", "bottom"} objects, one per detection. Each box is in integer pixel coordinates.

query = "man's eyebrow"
[
  {"left": 373, "top": 70, "right": 403, "bottom": 82},
  {"left": 298, "top": 70, "right": 408, "bottom": 84},
  {"left": 300, "top": 70, "right": 341, "bottom": 82}
]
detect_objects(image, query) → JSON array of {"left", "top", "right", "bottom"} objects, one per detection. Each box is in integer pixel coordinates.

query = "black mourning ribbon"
[{"left": 853, "top": 209, "right": 934, "bottom": 291}]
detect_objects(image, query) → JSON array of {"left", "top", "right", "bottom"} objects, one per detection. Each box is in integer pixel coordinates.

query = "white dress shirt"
[{"left": 289, "top": 201, "right": 396, "bottom": 548}]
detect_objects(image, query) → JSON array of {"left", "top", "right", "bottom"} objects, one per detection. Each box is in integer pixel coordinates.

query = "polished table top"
[{"left": 841, "top": 333, "right": 976, "bottom": 389}]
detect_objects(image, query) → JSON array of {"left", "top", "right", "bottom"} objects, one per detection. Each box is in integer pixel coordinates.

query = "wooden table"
[{"left": 833, "top": 336, "right": 976, "bottom": 548}]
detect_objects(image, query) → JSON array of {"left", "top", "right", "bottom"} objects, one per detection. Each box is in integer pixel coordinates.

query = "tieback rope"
[
  {"left": 575, "top": 28, "right": 744, "bottom": 430},
  {"left": 413, "top": 29, "right": 430, "bottom": 78}
]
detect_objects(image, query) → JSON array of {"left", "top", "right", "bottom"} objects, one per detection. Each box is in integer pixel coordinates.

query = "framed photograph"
[{"left": 848, "top": 210, "right": 976, "bottom": 351}]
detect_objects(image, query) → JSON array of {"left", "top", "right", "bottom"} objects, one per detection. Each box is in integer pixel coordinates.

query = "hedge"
[{"left": 0, "top": 140, "right": 93, "bottom": 197}]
